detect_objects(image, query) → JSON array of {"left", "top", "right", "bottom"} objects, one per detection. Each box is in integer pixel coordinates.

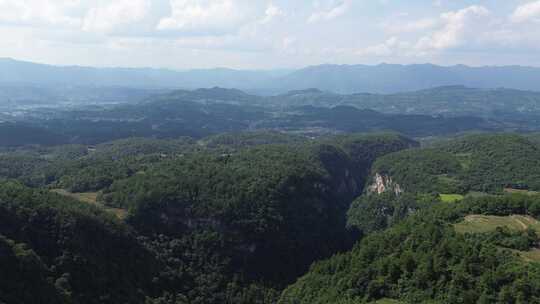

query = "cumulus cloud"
[
  {"left": 0, "top": 0, "right": 275, "bottom": 37},
  {"left": 357, "top": 5, "right": 500, "bottom": 58},
  {"left": 0, "top": 0, "right": 81, "bottom": 27},
  {"left": 382, "top": 18, "right": 439, "bottom": 34},
  {"left": 260, "top": 3, "right": 285, "bottom": 24},
  {"left": 82, "top": 0, "right": 152, "bottom": 33},
  {"left": 308, "top": 0, "right": 351, "bottom": 23},
  {"left": 356, "top": 37, "right": 413, "bottom": 56},
  {"left": 156, "top": 0, "right": 258, "bottom": 34},
  {"left": 511, "top": 1, "right": 540, "bottom": 23},
  {"left": 2, "top": 1, "right": 540, "bottom": 68},
  {"left": 416, "top": 5, "right": 490, "bottom": 51}
]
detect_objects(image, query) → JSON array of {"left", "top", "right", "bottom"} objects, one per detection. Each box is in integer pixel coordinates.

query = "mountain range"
[{"left": 3, "top": 58, "right": 540, "bottom": 94}]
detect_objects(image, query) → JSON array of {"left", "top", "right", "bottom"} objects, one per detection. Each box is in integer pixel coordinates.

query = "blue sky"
[{"left": 0, "top": 0, "right": 539, "bottom": 69}]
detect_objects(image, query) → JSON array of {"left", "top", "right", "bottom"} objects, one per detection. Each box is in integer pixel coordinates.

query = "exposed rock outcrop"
[{"left": 367, "top": 173, "right": 403, "bottom": 195}]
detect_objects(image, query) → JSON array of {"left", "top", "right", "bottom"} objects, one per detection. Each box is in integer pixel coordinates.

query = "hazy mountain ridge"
[
  {"left": 3, "top": 58, "right": 540, "bottom": 94},
  {"left": 278, "top": 63, "right": 540, "bottom": 93},
  {"left": 268, "top": 85, "right": 540, "bottom": 119},
  {"left": 3, "top": 85, "right": 538, "bottom": 147},
  {"left": 0, "top": 58, "right": 284, "bottom": 90}
]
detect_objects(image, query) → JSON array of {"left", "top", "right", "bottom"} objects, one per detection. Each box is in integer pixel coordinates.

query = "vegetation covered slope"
[
  {"left": 0, "top": 137, "right": 198, "bottom": 192},
  {"left": 280, "top": 194, "right": 540, "bottom": 304},
  {"left": 0, "top": 132, "right": 414, "bottom": 304},
  {"left": 370, "top": 134, "right": 540, "bottom": 194},
  {"left": 264, "top": 106, "right": 493, "bottom": 138},
  {"left": 101, "top": 134, "right": 413, "bottom": 289},
  {"left": 3, "top": 86, "right": 519, "bottom": 148},
  {"left": 0, "top": 123, "right": 67, "bottom": 147},
  {"left": 271, "top": 85, "right": 540, "bottom": 119},
  {"left": 0, "top": 181, "right": 160, "bottom": 304}
]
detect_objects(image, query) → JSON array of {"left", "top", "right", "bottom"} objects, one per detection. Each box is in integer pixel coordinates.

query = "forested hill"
[
  {"left": 0, "top": 89, "right": 501, "bottom": 147},
  {"left": 280, "top": 194, "right": 540, "bottom": 304},
  {"left": 129, "top": 85, "right": 540, "bottom": 120},
  {"left": 370, "top": 133, "right": 540, "bottom": 194},
  {"left": 5, "top": 84, "right": 540, "bottom": 148},
  {"left": 267, "top": 85, "right": 540, "bottom": 119},
  {"left": 0, "top": 181, "right": 161, "bottom": 304},
  {"left": 3, "top": 131, "right": 540, "bottom": 304},
  {"left": 0, "top": 132, "right": 415, "bottom": 304}
]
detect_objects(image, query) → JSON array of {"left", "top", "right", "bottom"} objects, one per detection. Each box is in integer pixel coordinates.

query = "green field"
[
  {"left": 503, "top": 188, "right": 540, "bottom": 195},
  {"left": 518, "top": 249, "right": 540, "bottom": 263},
  {"left": 439, "top": 194, "right": 464, "bottom": 202},
  {"left": 455, "top": 215, "right": 540, "bottom": 263},
  {"left": 52, "top": 189, "right": 127, "bottom": 219},
  {"left": 454, "top": 215, "right": 540, "bottom": 234}
]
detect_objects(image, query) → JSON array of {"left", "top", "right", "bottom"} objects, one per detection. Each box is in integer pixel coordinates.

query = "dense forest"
[
  {"left": 0, "top": 132, "right": 414, "bottom": 303},
  {"left": 2, "top": 130, "right": 540, "bottom": 303},
  {"left": 0, "top": 181, "right": 161, "bottom": 304},
  {"left": 370, "top": 134, "right": 540, "bottom": 194},
  {"left": 1, "top": 86, "right": 529, "bottom": 148},
  {"left": 280, "top": 194, "right": 540, "bottom": 304}
]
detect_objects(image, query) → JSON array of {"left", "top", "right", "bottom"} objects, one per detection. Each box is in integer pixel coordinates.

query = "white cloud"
[
  {"left": 82, "top": 0, "right": 151, "bottom": 33},
  {"left": 416, "top": 5, "right": 490, "bottom": 51},
  {"left": 260, "top": 3, "right": 285, "bottom": 24},
  {"left": 511, "top": 1, "right": 540, "bottom": 23},
  {"left": 0, "top": 0, "right": 81, "bottom": 27},
  {"left": 308, "top": 0, "right": 351, "bottom": 23},
  {"left": 157, "top": 0, "right": 255, "bottom": 34},
  {"left": 356, "top": 37, "right": 414, "bottom": 57},
  {"left": 433, "top": 0, "right": 444, "bottom": 8},
  {"left": 382, "top": 18, "right": 439, "bottom": 34},
  {"left": 2, "top": 1, "right": 540, "bottom": 69},
  {"left": 355, "top": 5, "right": 504, "bottom": 59}
]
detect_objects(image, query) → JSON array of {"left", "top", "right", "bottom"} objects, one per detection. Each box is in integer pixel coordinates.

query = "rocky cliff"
[{"left": 367, "top": 173, "right": 403, "bottom": 195}]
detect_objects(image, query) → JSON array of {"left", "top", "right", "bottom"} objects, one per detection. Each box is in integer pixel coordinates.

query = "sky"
[{"left": 0, "top": 0, "right": 540, "bottom": 69}]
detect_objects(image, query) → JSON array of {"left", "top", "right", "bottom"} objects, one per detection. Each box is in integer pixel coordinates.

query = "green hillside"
[
  {"left": 371, "top": 134, "right": 540, "bottom": 194},
  {"left": 0, "top": 132, "right": 414, "bottom": 304},
  {"left": 0, "top": 181, "right": 160, "bottom": 304},
  {"left": 280, "top": 194, "right": 540, "bottom": 304}
]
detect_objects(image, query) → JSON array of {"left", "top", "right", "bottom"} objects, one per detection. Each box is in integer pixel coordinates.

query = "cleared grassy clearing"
[
  {"left": 439, "top": 194, "right": 464, "bottom": 202},
  {"left": 518, "top": 249, "right": 540, "bottom": 263},
  {"left": 504, "top": 188, "right": 539, "bottom": 195},
  {"left": 455, "top": 215, "right": 540, "bottom": 264},
  {"left": 466, "top": 191, "right": 488, "bottom": 197},
  {"left": 454, "top": 214, "right": 540, "bottom": 234},
  {"left": 52, "top": 189, "right": 127, "bottom": 219}
]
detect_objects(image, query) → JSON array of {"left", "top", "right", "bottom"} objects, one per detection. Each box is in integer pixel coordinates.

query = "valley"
[
  {"left": 4, "top": 0, "right": 540, "bottom": 302},
  {"left": 2, "top": 131, "right": 540, "bottom": 303},
  {"left": 2, "top": 63, "right": 540, "bottom": 304}
]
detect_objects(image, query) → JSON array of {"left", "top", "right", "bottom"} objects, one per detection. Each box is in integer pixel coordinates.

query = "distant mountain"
[
  {"left": 5, "top": 83, "right": 540, "bottom": 131},
  {"left": 3, "top": 58, "right": 540, "bottom": 94},
  {"left": 150, "top": 87, "right": 261, "bottom": 105},
  {"left": 0, "top": 93, "right": 501, "bottom": 147},
  {"left": 0, "top": 83, "right": 166, "bottom": 107},
  {"left": 268, "top": 85, "right": 540, "bottom": 122},
  {"left": 276, "top": 63, "right": 540, "bottom": 93},
  {"left": 0, "top": 58, "right": 285, "bottom": 90}
]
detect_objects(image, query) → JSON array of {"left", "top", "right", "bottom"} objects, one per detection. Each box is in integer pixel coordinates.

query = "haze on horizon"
[{"left": 0, "top": 0, "right": 540, "bottom": 70}]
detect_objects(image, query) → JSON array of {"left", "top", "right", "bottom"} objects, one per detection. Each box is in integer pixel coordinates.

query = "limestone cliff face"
[{"left": 367, "top": 173, "right": 403, "bottom": 195}]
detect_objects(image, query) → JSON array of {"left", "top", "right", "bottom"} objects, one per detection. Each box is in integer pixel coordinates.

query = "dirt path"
[{"left": 512, "top": 215, "right": 529, "bottom": 230}]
